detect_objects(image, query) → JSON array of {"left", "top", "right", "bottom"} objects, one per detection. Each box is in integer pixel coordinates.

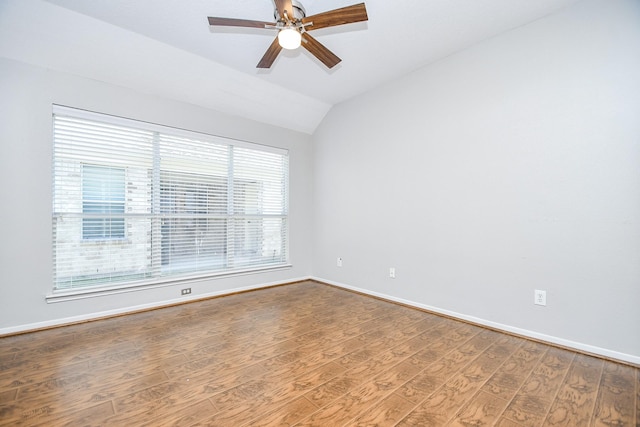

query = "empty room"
[{"left": 0, "top": 0, "right": 639, "bottom": 425}]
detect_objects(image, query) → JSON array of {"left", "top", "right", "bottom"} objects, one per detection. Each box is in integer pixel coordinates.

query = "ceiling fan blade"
[
  {"left": 208, "top": 17, "right": 274, "bottom": 29},
  {"left": 274, "top": 0, "right": 294, "bottom": 19},
  {"left": 302, "top": 3, "right": 368, "bottom": 31},
  {"left": 301, "top": 32, "right": 341, "bottom": 69},
  {"left": 257, "top": 37, "right": 283, "bottom": 68}
]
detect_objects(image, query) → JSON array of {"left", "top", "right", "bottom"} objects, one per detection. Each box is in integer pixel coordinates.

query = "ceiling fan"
[{"left": 207, "top": 0, "right": 368, "bottom": 69}]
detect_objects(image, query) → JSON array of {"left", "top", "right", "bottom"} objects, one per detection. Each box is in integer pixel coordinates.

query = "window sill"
[{"left": 45, "top": 264, "right": 292, "bottom": 303}]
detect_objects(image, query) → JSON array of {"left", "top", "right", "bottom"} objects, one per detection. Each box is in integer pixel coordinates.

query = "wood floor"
[{"left": 0, "top": 281, "right": 638, "bottom": 426}]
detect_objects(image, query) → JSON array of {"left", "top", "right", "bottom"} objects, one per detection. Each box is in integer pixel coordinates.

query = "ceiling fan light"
[{"left": 278, "top": 28, "right": 301, "bottom": 50}]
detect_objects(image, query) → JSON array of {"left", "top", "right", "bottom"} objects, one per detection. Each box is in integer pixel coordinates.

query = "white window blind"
[
  {"left": 82, "top": 165, "right": 126, "bottom": 240},
  {"left": 52, "top": 106, "right": 289, "bottom": 291}
]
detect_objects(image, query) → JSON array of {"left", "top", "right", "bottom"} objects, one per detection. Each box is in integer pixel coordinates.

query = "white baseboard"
[
  {"left": 4, "top": 276, "right": 638, "bottom": 366},
  {"left": 0, "top": 276, "right": 310, "bottom": 336},
  {"left": 311, "top": 276, "right": 640, "bottom": 366}
]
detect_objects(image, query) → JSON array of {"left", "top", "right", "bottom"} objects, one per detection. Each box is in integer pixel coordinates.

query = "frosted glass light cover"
[{"left": 278, "top": 28, "right": 301, "bottom": 50}]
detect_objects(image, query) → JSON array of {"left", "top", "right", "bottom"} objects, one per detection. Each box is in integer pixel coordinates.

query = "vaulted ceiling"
[{"left": 0, "top": 0, "right": 581, "bottom": 133}]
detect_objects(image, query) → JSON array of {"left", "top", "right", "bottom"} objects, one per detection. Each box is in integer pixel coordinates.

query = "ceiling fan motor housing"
[{"left": 274, "top": 0, "right": 306, "bottom": 21}]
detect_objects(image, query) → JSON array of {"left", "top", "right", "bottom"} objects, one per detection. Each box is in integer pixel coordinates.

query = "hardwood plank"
[
  {"left": 103, "top": 363, "right": 265, "bottom": 425},
  {"left": 15, "top": 368, "right": 169, "bottom": 403},
  {"left": 448, "top": 391, "right": 510, "bottom": 427},
  {"left": 395, "top": 332, "right": 519, "bottom": 426},
  {"left": 28, "top": 401, "right": 115, "bottom": 427},
  {"left": 350, "top": 392, "right": 416, "bottom": 427},
  {"left": 139, "top": 399, "right": 215, "bottom": 427},
  {"left": 299, "top": 317, "right": 454, "bottom": 410},
  {"left": 0, "top": 333, "right": 42, "bottom": 357},
  {"left": 245, "top": 396, "right": 318, "bottom": 427},
  {"left": 316, "top": 322, "right": 479, "bottom": 409},
  {"left": 115, "top": 356, "right": 328, "bottom": 425},
  {"left": 0, "top": 388, "right": 17, "bottom": 403},
  {"left": 0, "top": 343, "right": 185, "bottom": 393},
  {"left": 592, "top": 362, "right": 636, "bottom": 427},
  {"left": 495, "top": 418, "right": 526, "bottom": 427},
  {"left": 542, "top": 353, "right": 604, "bottom": 426},
  {"left": 297, "top": 357, "right": 426, "bottom": 425},
  {"left": 0, "top": 352, "right": 16, "bottom": 366},
  {"left": 481, "top": 341, "right": 548, "bottom": 400},
  {"left": 0, "top": 370, "right": 170, "bottom": 424},
  {"left": 501, "top": 347, "right": 575, "bottom": 427},
  {"left": 196, "top": 359, "right": 361, "bottom": 426},
  {"left": 394, "top": 328, "right": 493, "bottom": 406}
]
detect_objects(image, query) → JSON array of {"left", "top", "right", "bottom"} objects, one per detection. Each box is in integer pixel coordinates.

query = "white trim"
[
  {"left": 311, "top": 276, "right": 640, "bottom": 366},
  {"left": 7, "top": 276, "right": 639, "bottom": 366},
  {"left": 46, "top": 265, "right": 293, "bottom": 303},
  {"left": 52, "top": 104, "right": 289, "bottom": 156},
  {"left": 1, "top": 276, "right": 310, "bottom": 337}
]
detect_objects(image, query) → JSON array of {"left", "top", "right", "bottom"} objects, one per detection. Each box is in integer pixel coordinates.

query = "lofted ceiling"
[{"left": 0, "top": 0, "right": 581, "bottom": 133}]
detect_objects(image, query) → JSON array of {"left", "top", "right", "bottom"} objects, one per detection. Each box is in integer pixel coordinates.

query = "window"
[
  {"left": 52, "top": 106, "right": 289, "bottom": 291},
  {"left": 159, "top": 170, "right": 228, "bottom": 273},
  {"left": 82, "top": 165, "right": 125, "bottom": 240}
]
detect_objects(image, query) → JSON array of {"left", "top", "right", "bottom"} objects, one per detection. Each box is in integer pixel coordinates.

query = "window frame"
[{"left": 50, "top": 105, "right": 290, "bottom": 301}]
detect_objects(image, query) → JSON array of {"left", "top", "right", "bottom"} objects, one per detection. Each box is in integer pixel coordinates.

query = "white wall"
[
  {"left": 312, "top": 0, "right": 640, "bottom": 362},
  {"left": 2, "top": 0, "right": 639, "bottom": 365},
  {"left": 0, "top": 58, "right": 314, "bottom": 332}
]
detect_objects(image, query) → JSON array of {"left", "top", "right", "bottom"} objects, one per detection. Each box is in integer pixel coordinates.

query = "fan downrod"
[{"left": 274, "top": 0, "right": 306, "bottom": 21}]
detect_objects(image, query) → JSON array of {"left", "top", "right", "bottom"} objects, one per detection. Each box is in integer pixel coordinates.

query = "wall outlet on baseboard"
[
  {"left": 534, "top": 289, "right": 546, "bottom": 306},
  {"left": 337, "top": 257, "right": 343, "bottom": 267},
  {"left": 181, "top": 288, "right": 192, "bottom": 296}
]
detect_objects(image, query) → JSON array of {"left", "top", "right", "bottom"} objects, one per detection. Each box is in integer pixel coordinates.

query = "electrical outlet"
[
  {"left": 534, "top": 289, "right": 546, "bottom": 306},
  {"left": 181, "top": 288, "right": 191, "bottom": 295},
  {"left": 389, "top": 267, "right": 396, "bottom": 279},
  {"left": 337, "top": 257, "right": 343, "bottom": 267}
]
